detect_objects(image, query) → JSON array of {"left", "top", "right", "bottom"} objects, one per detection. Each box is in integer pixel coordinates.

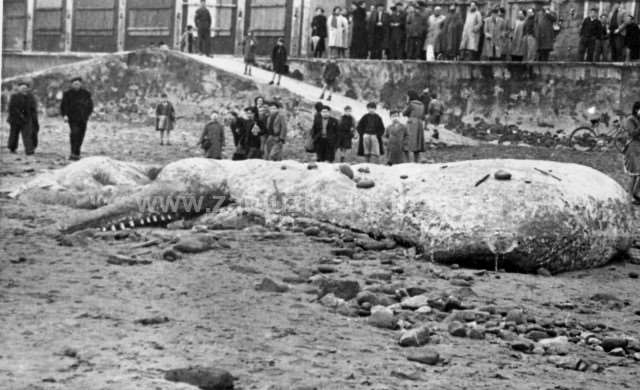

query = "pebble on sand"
[
  {"left": 255, "top": 277, "right": 289, "bottom": 293},
  {"left": 399, "top": 325, "right": 431, "bottom": 347},
  {"left": 407, "top": 350, "right": 440, "bottom": 365},
  {"left": 368, "top": 305, "right": 397, "bottom": 329},
  {"left": 164, "top": 366, "right": 234, "bottom": 390},
  {"left": 356, "top": 179, "right": 375, "bottom": 189}
]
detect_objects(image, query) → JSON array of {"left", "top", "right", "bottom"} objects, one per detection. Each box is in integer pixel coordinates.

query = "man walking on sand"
[{"left": 60, "top": 76, "right": 93, "bottom": 160}]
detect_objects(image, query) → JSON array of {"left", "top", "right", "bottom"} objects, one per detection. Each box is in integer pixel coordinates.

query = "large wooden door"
[
  {"left": 2, "top": 0, "right": 27, "bottom": 51},
  {"left": 245, "top": 0, "right": 293, "bottom": 55},
  {"left": 72, "top": 0, "right": 118, "bottom": 52},
  {"left": 125, "top": 0, "right": 175, "bottom": 50},
  {"left": 182, "top": 0, "right": 237, "bottom": 54},
  {"left": 33, "top": 0, "right": 66, "bottom": 51}
]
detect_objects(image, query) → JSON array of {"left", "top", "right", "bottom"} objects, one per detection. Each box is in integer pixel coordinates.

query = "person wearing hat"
[
  {"left": 7, "top": 79, "right": 39, "bottom": 155},
  {"left": 384, "top": 109, "right": 409, "bottom": 165},
  {"left": 311, "top": 105, "right": 339, "bottom": 162},
  {"left": 460, "top": 1, "right": 483, "bottom": 60},
  {"left": 481, "top": 6, "right": 506, "bottom": 61},
  {"left": 60, "top": 76, "right": 94, "bottom": 160},
  {"left": 356, "top": 102, "right": 385, "bottom": 163},
  {"left": 199, "top": 111, "right": 225, "bottom": 159},
  {"left": 438, "top": 5, "right": 464, "bottom": 60},
  {"left": 368, "top": 3, "right": 390, "bottom": 59}
]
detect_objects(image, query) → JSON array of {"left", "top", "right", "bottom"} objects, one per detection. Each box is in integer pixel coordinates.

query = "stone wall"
[
  {"left": 0, "top": 50, "right": 315, "bottom": 140},
  {"left": 275, "top": 58, "right": 640, "bottom": 135},
  {"left": 1, "top": 52, "right": 96, "bottom": 79}
]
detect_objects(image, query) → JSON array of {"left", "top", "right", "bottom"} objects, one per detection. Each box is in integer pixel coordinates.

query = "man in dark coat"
[
  {"left": 60, "top": 76, "right": 93, "bottom": 160},
  {"left": 269, "top": 38, "right": 288, "bottom": 86},
  {"left": 368, "top": 4, "right": 390, "bottom": 59},
  {"left": 405, "top": 4, "right": 423, "bottom": 59},
  {"left": 535, "top": 6, "right": 557, "bottom": 61},
  {"left": 195, "top": 0, "right": 212, "bottom": 56},
  {"left": 388, "top": 6, "right": 405, "bottom": 59},
  {"left": 7, "top": 80, "right": 39, "bottom": 155},
  {"left": 578, "top": 8, "right": 602, "bottom": 61},
  {"left": 438, "top": 5, "right": 464, "bottom": 60},
  {"left": 311, "top": 7, "right": 328, "bottom": 58},
  {"left": 350, "top": 2, "right": 368, "bottom": 58},
  {"left": 312, "top": 105, "right": 339, "bottom": 162},
  {"left": 609, "top": 3, "right": 626, "bottom": 61}
]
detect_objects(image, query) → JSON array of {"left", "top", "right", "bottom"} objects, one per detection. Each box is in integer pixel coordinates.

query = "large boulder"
[{"left": 17, "top": 157, "right": 634, "bottom": 273}]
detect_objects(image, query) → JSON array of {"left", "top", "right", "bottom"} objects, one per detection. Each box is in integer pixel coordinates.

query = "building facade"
[{"left": 2, "top": 0, "right": 639, "bottom": 59}]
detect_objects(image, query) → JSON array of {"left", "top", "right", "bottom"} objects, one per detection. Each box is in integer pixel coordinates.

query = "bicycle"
[{"left": 569, "top": 108, "right": 629, "bottom": 152}]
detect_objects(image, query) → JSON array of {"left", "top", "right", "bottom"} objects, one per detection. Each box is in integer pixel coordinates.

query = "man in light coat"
[
  {"left": 482, "top": 6, "right": 506, "bottom": 60},
  {"left": 459, "top": 1, "right": 483, "bottom": 60}
]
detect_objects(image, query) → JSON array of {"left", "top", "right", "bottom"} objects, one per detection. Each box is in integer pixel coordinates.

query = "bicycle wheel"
[
  {"left": 569, "top": 126, "right": 598, "bottom": 151},
  {"left": 612, "top": 128, "right": 630, "bottom": 154}
]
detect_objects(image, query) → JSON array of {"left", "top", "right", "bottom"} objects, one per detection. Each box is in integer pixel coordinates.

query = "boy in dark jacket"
[
  {"left": 336, "top": 106, "right": 355, "bottom": 162},
  {"left": 7, "top": 80, "right": 39, "bottom": 155},
  {"left": 319, "top": 57, "right": 340, "bottom": 101},
  {"left": 356, "top": 102, "right": 385, "bottom": 163},
  {"left": 312, "top": 105, "right": 339, "bottom": 162},
  {"left": 269, "top": 38, "right": 288, "bottom": 86},
  {"left": 60, "top": 76, "right": 93, "bottom": 160}
]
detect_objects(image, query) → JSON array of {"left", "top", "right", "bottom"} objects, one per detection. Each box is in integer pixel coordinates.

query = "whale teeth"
[
  {"left": 119, "top": 223, "right": 126, "bottom": 230},
  {"left": 167, "top": 214, "right": 173, "bottom": 220},
  {"left": 139, "top": 219, "right": 145, "bottom": 225},
  {"left": 111, "top": 225, "right": 117, "bottom": 232},
  {"left": 160, "top": 215, "right": 165, "bottom": 221},
  {"left": 129, "top": 220, "right": 135, "bottom": 228},
  {"left": 146, "top": 217, "right": 152, "bottom": 223},
  {"left": 152, "top": 216, "right": 158, "bottom": 222}
]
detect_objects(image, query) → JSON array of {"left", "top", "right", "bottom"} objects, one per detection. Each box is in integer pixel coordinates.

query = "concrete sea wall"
[{"left": 274, "top": 58, "right": 640, "bottom": 137}]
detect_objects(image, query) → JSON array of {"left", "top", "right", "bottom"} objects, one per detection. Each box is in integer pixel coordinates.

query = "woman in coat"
[
  {"left": 459, "top": 1, "right": 483, "bottom": 60},
  {"left": 327, "top": 7, "right": 349, "bottom": 58},
  {"left": 403, "top": 90, "right": 425, "bottom": 163},
  {"left": 384, "top": 110, "right": 409, "bottom": 165},
  {"left": 200, "top": 112, "right": 225, "bottom": 159},
  {"left": 510, "top": 10, "right": 526, "bottom": 61},
  {"left": 624, "top": 101, "right": 640, "bottom": 204}
]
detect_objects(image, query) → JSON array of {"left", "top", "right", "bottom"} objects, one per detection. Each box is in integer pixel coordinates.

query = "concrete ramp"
[{"left": 183, "top": 53, "right": 478, "bottom": 147}]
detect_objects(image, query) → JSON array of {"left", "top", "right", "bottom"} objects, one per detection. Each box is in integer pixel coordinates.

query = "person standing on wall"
[
  {"left": 522, "top": 8, "right": 537, "bottom": 61},
  {"left": 578, "top": 8, "right": 602, "bottom": 62},
  {"left": 609, "top": 3, "right": 626, "bottom": 61},
  {"left": 269, "top": 38, "right": 288, "bottom": 86},
  {"left": 7, "top": 80, "right": 39, "bottom": 156},
  {"left": 534, "top": 5, "right": 557, "bottom": 61},
  {"left": 482, "top": 6, "right": 506, "bottom": 61},
  {"left": 60, "top": 76, "right": 93, "bottom": 161},
  {"left": 350, "top": 2, "right": 368, "bottom": 59},
  {"left": 459, "top": 1, "right": 483, "bottom": 60},
  {"left": 594, "top": 14, "right": 610, "bottom": 61},
  {"left": 426, "top": 6, "right": 446, "bottom": 61},
  {"left": 438, "top": 5, "right": 463, "bottom": 60},
  {"left": 311, "top": 7, "right": 328, "bottom": 58},
  {"left": 327, "top": 7, "right": 349, "bottom": 58},
  {"left": 368, "top": 3, "right": 390, "bottom": 60},
  {"left": 510, "top": 9, "right": 526, "bottom": 61},
  {"left": 195, "top": 0, "right": 212, "bottom": 56}
]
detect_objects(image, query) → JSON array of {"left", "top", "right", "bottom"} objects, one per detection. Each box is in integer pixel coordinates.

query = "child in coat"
[
  {"left": 155, "top": 93, "right": 176, "bottom": 145},
  {"left": 243, "top": 32, "right": 257, "bottom": 76},
  {"left": 269, "top": 38, "right": 288, "bottom": 86},
  {"left": 319, "top": 57, "right": 340, "bottom": 101},
  {"left": 336, "top": 105, "right": 355, "bottom": 162}
]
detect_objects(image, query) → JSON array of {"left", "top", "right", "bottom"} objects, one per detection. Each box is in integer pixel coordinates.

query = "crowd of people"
[
  {"left": 308, "top": 1, "right": 640, "bottom": 62},
  {"left": 5, "top": 78, "right": 640, "bottom": 202}
]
